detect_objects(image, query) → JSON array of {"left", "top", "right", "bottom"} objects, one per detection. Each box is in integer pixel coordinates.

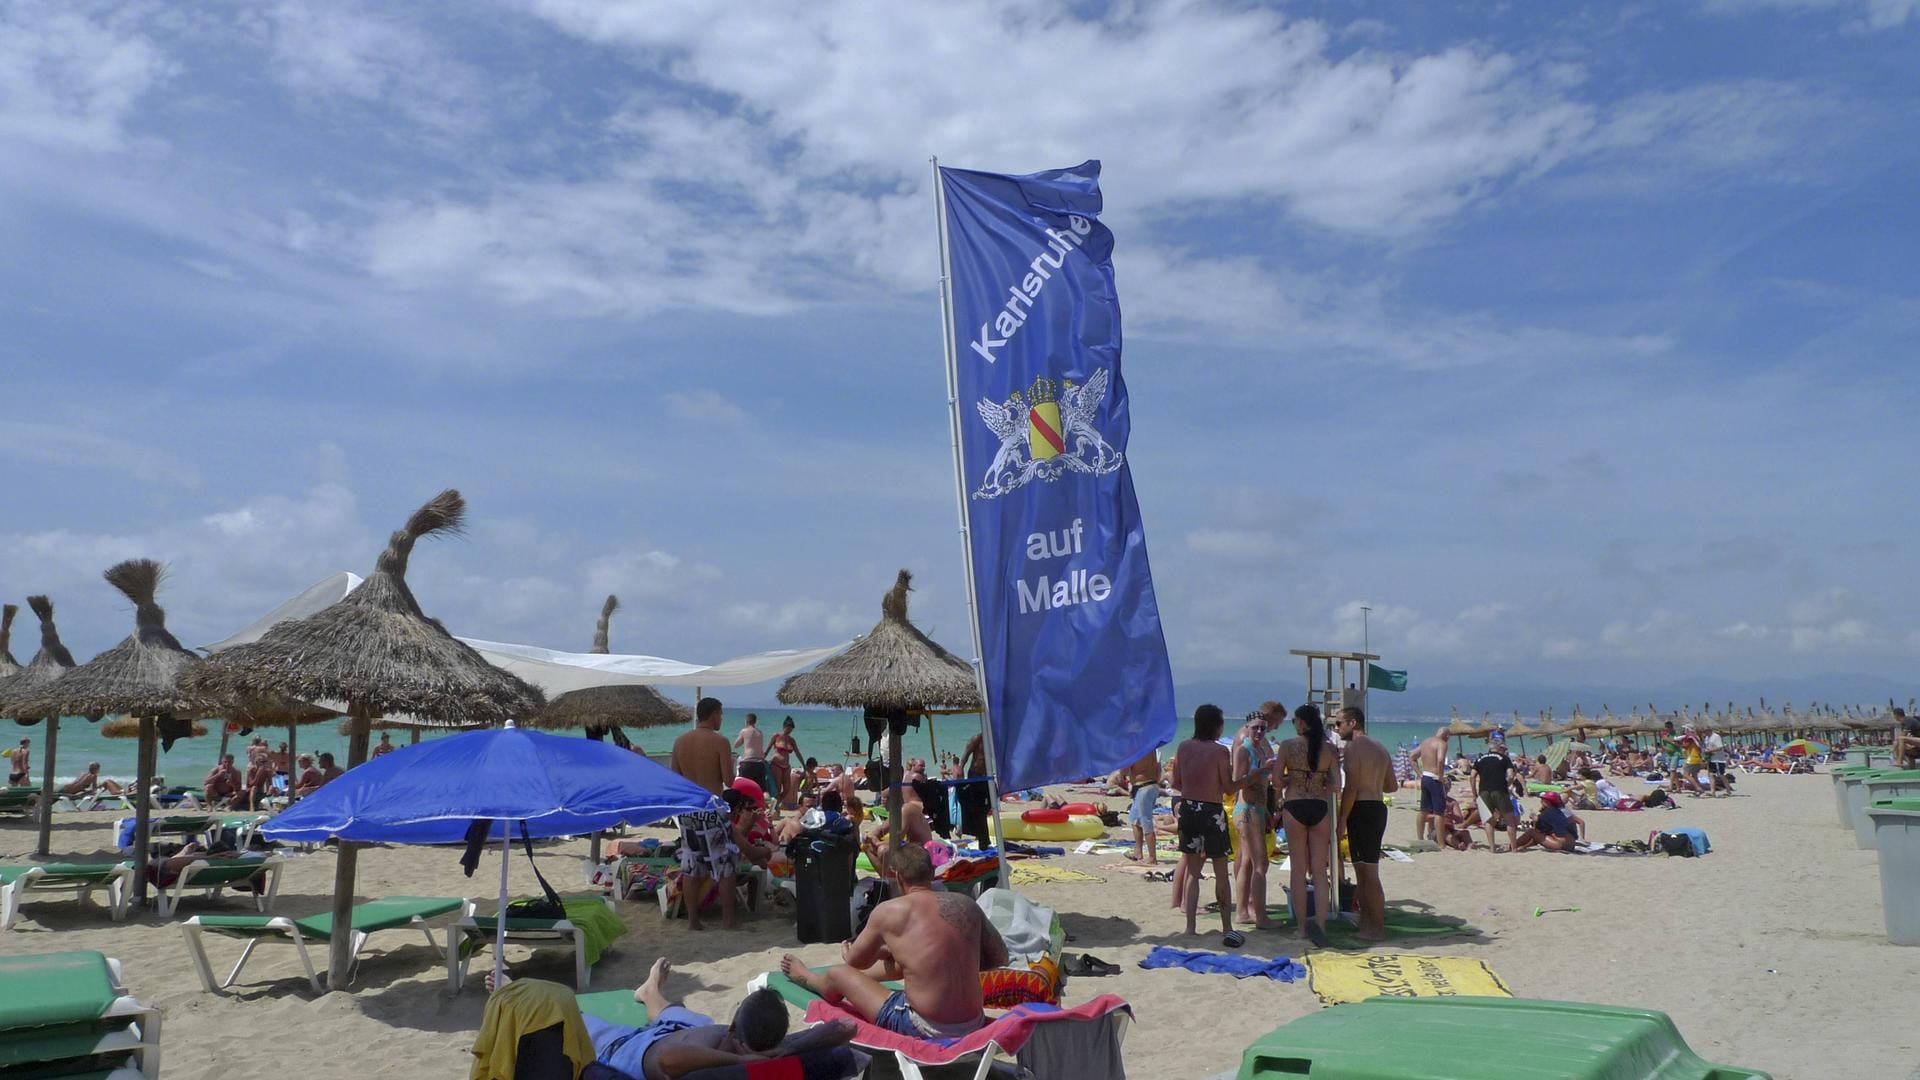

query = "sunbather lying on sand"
[{"left": 488, "top": 961, "right": 854, "bottom": 1080}]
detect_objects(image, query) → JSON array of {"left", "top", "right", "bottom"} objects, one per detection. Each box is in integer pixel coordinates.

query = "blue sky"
[{"left": 1, "top": 0, "right": 1915, "bottom": 695}]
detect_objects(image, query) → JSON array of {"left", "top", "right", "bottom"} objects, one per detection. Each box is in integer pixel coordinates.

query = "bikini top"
[{"left": 1278, "top": 738, "right": 1335, "bottom": 800}]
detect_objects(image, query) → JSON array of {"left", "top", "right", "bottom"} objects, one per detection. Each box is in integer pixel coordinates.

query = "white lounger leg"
[
  {"left": 0, "top": 880, "right": 20, "bottom": 931},
  {"left": 290, "top": 929, "right": 324, "bottom": 993},
  {"left": 109, "top": 866, "right": 133, "bottom": 921},
  {"left": 181, "top": 922, "right": 220, "bottom": 992},
  {"left": 573, "top": 926, "right": 588, "bottom": 989}
]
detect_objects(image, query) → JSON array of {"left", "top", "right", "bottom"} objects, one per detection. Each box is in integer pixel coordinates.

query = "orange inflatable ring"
[
  {"left": 1021, "top": 807, "right": 1070, "bottom": 824},
  {"left": 1061, "top": 802, "right": 1099, "bottom": 815}
]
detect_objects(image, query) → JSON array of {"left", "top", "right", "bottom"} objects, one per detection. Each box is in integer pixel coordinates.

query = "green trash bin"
[
  {"left": 1832, "top": 765, "right": 1878, "bottom": 827},
  {"left": 1837, "top": 770, "right": 1891, "bottom": 832},
  {"left": 1236, "top": 996, "right": 1770, "bottom": 1079},
  {"left": 1852, "top": 772, "right": 1920, "bottom": 849},
  {"left": 1870, "top": 797, "right": 1920, "bottom": 946}
]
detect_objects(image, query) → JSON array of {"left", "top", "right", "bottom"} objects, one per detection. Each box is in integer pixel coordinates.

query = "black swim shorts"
[
  {"left": 1177, "top": 798, "right": 1229, "bottom": 859},
  {"left": 1420, "top": 774, "right": 1447, "bottom": 814},
  {"left": 1346, "top": 800, "right": 1389, "bottom": 864}
]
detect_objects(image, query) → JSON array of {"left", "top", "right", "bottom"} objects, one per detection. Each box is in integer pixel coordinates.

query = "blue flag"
[{"left": 938, "top": 160, "right": 1176, "bottom": 793}]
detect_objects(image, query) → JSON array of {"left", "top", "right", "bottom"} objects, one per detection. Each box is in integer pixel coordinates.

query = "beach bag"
[
  {"left": 1642, "top": 789, "right": 1670, "bottom": 808},
  {"left": 1654, "top": 830, "right": 1705, "bottom": 857},
  {"left": 507, "top": 823, "right": 568, "bottom": 919},
  {"left": 850, "top": 876, "right": 894, "bottom": 937}
]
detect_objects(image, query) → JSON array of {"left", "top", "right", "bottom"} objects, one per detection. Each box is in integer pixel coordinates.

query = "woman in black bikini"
[{"left": 1276, "top": 704, "right": 1338, "bottom": 947}]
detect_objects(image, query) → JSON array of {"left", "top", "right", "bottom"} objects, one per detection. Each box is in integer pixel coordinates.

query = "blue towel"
[
  {"left": 1139, "top": 946, "right": 1306, "bottom": 982},
  {"left": 1669, "top": 826, "right": 1711, "bottom": 854}
]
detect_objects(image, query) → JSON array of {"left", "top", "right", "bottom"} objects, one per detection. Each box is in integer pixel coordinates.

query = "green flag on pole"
[{"left": 1366, "top": 666, "right": 1408, "bottom": 692}]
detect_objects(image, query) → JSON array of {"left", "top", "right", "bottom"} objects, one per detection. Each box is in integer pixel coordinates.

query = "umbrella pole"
[
  {"left": 495, "top": 828, "right": 510, "bottom": 991},
  {"left": 287, "top": 721, "right": 298, "bottom": 806},
  {"left": 326, "top": 704, "right": 372, "bottom": 991},
  {"left": 411, "top": 728, "right": 420, "bottom": 745},
  {"left": 216, "top": 722, "right": 231, "bottom": 772},
  {"left": 132, "top": 716, "right": 156, "bottom": 905},
  {"left": 35, "top": 716, "right": 59, "bottom": 858}
]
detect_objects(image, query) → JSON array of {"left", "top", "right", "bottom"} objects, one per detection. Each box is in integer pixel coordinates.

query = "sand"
[{"left": 0, "top": 769, "right": 1909, "bottom": 1079}]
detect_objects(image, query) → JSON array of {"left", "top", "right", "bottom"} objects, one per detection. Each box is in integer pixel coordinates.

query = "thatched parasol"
[
  {"left": 102, "top": 717, "right": 208, "bottom": 738},
  {"left": 0, "top": 596, "right": 79, "bottom": 856},
  {"left": 779, "top": 570, "right": 980, "bottom": 855},
  {"left": 530, "top": 595, "right": 689, "bottom": 861},
  {"left": 529, "top": 595, "right": 690, "bottom": 734},
  {"left": 18, "top": 562, "right": 214, "bottom": 900},
  {"left": 185, "top": 489, "right": 543, "bottom": 990},
  {"left": 0, "top": 604, "right": 19, "bottom": 679}
]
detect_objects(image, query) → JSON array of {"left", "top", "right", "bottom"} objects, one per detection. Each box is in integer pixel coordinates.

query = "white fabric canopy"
[{"left": 201, "top": 571, "right": 855, "bottom": 695}]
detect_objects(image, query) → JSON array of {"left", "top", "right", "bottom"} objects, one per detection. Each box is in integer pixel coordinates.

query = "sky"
[{"left": 1, "top": 0, "right": 1916, "bottom": 700}]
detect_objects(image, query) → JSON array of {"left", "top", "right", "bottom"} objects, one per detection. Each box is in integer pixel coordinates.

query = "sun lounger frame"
[
  {"left": 445, "top": 895, "right": 617, "bottom": 992},
  {"left": 180, "top": 897, "right": 474, "bottom": 994},
  {"left": 0, "top": 864, "right": 135, "bottom": 930},
  {"left": 0, "top": 955, "right": 165, "bottom": 1080},
  {"left": 153, "top": 855, "right": 285, "bottom": 918}
]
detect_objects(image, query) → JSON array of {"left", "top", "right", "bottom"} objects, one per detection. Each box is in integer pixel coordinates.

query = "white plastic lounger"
[
  {"left": 0, "top": 862, "right": 135, "bottom": 930},
  {"left": 446, "top": 895, "right": 618, "bottom": 992},
  {"left": 154, "top": 855, "right": 284, "bottom": 918},
  {"left": 0, "top": 950, "right": 162, "bottom": 1080}
]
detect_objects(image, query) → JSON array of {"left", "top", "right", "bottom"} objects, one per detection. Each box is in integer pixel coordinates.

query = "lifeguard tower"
[{"left": 1290, "top": 649, "right": 1380, "bottom": 720}]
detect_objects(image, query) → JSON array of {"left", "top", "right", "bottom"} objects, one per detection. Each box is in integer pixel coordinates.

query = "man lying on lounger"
[
  {"left": 491, "top": 960, "right": 854, "bottom": 1080},
  {"left": 780, "top": 844, "right": 1006, "bottom": 1039}
]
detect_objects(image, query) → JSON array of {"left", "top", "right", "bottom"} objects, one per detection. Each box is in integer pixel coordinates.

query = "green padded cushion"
[{"left": 0, "top": 952, "right": 118, "bottom": 1030}]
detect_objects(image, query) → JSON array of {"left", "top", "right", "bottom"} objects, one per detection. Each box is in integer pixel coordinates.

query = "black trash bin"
[{"left": 788, "top": 828, "right": 858, "bottom": 943}]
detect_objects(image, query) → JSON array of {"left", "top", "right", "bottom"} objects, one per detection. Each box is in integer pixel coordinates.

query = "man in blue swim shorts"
[{"left": 1124, "top": 747, "right": 1163, "bottom": 865}]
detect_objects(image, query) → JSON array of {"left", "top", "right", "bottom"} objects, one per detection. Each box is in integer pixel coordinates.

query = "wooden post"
[
  {"left": 410, "top": 727, "right": 421, "bottom": 745},
  {"left": 35, "top": 716, "right": 59, "bottom": 857},
  {"left": 887, "top": 723, "right": 904, "bottom": 858},
  {"left": 216, "top": 721, "right": 231, "bottom": 772},
  {"left": 131, "top": 716, "right": 157, "bottom": 904},
  {"left": 325, "top": 704, "right": 372, "bottom": 991}
]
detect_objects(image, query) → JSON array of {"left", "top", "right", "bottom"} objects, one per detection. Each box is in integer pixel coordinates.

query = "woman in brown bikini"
[{"left": 1275, "top": 704, "right": 1338, "bottom": 947}]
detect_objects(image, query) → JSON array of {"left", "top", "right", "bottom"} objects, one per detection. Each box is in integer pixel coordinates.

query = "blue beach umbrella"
[{"left": 263, "top": 722, "right": 719, "bottom": 985}]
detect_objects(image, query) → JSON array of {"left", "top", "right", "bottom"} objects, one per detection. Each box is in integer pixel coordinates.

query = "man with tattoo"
[{"left": 780, "top": 844, "right": 1007, "bottom": 1038}]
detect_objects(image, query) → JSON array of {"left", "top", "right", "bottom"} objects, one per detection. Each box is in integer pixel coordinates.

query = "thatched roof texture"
[
  {"left": 0, "top": 596, "right": 78, "bottom": 721},
  {"left": 0, "top": 604, "right": 19, "bottom": 679},
  {"left": 779, "top": 570, "right": 981, "bottom": 711},
  {"left": 185, "top": 490, "right": 543, "bottom": 725},
  {"left": 102, "top": 716, "right": 207, "bottom": 739},
  {"left": 21, "top": 562, "right": 210, "bottom": 720},
  {"left": 530, "top": 595, "right": 690, "bottom": 731}
]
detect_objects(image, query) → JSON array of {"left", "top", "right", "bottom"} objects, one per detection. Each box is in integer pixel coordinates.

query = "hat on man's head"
[{"left": 1539, "top": 790, "right": 1564, "bottom": 806}]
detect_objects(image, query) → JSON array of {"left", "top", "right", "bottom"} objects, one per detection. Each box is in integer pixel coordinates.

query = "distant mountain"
[{"left": 1174, "top": 672, "right": 1917, "bottom": 721}]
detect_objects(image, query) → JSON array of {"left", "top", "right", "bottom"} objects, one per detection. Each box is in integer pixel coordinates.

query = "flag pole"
[{"left": 931, "top": 157, "right": 1009, "bottom": 878}]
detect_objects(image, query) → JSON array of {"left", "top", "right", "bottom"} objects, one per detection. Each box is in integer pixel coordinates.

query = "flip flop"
[
  {"left": 1222, "top": 930, "right": 1246, "bottom": 949},
  {"left": 1306, "top": 923, "right": 1331, "bottom": 948},
  {"left": 1063, "top": 953, "right": 1122, "bottom": 977}
]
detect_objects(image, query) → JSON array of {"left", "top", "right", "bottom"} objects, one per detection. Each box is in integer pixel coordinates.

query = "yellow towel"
[
  {"left": 471, "top": 977, "right": 597, "bottom": 1080},
  {"left": 1009, "top": 865, "right": 1104, "bottom": 885},
  {"left": 1306, "top": 953, "right": 1512, "bottom": 1007}
]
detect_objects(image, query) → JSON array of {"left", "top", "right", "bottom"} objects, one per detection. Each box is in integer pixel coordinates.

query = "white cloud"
[
  {"left": 1700, "top": 0, "right": 1919, "bottom": 31},
  {"left": 265, "top": 1, "right": 485, "bottom": 132},
  {"left": 0, "top": 2, "right": 172, "bottom": 152},
  {"left": 665, "top": 390, "right": 749, "bottom": 427}
]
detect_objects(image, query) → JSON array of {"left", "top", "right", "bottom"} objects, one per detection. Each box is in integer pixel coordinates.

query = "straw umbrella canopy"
[
  {"left": 102, "top": 717, "right": 208, "bottom": 739},
  {"left": 17, "top": 562, "right": 216, "bottom": 901},
  {"left": 529, "top": 595, "right": 690, "bottom": 735},
  {"left": 184, "top": 489, "right": 543, "bottom": 990},
  {"left": 778, "top": 570, "right": 980, "bottom": 856},
  {"left": 530, "top": 595, "right": 690, "bottom": 861},
  {"left": 0, "top": 604, "right": 19, "bottom": 680},
  {"left": 1444, "top": 709, "right": 1494, "bottom": 752},
  {"left": 0, "top": 596, "right": 79, "bottom": 856}
]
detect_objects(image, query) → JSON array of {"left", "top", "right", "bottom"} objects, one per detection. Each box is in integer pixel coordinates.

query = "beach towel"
[
  {"left": 1139, "top": 947, "right": 1305, "bottom": 982},
  {"left": 1009, "top": 865, "right": 1103, "bottom": 886},
  {"left": 800, "top": 993, "right": 1132, "bottom": 1064},
  {"left": 470, "top": 976, "right": 596, "bottom": 1080},
  {"left": 1306, "top": 953, "right": 1512, "bottom": 1006}
]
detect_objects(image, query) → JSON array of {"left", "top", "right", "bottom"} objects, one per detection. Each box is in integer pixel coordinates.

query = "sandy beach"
[{"left": 0, "top": 768, "right": 1907, "bottom": 1079}]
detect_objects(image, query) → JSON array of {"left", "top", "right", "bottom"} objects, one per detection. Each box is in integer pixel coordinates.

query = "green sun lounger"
[
  {"left": 181, "top": 894, "right": 473, "bottom": 993},
  {"left": 0, "top": 951, "right": 162, "bottom": 1079},
  {"left": 0, "top": 862, "right": 135, "bottom": 930},
  {"left": 576, "top": 988, "right": 650, "bottom": 1029},
  {"left": 0, "top": 786, "right": 39, "bottom": 813},
  {"left": 446, "top": 895, "right": 625, "bottom": 991},
  {"left": 153, "top": 855, "right": 285, "bottom": 917},
  {"left": 1237, "top": 996, "right": 1771, "bottom": 1079}
]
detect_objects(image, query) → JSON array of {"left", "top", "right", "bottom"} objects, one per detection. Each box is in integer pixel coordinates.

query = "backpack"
[
  {"left": 1655, "top": 831, "right": 1698, "bottom": 857},
  {"left": 1643, "top": 789, "right": 1670, "bottom": 808}
]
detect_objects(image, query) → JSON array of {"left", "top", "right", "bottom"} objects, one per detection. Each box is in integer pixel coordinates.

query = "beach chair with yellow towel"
[
  {"left": 0, "top": 950, "right": 162, "bottom": 1080},
  {"left": 0, "top": 861, "right": 135, "bottom": 930},
  {"left": 447, "top": 895, "right": 626, "bottom": 991},
  {"left": 181, "top": 894, "right": 472, "bottom": 993}
]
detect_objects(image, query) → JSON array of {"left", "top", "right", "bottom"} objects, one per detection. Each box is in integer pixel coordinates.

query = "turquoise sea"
[{"left": 12, "top": 708, "right": 1474, "bottom": 787}]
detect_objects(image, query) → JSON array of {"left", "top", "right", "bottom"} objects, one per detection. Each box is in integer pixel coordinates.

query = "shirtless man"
[
  {"left": 1123, "top": 747, "right": 1161, "bottom": 865},
  {"left": 316, "top": 752, "right": 345, "bottom": 785},
  {"left": 670, "top": 697, "right": 738, "bottom": 931},
  {"left": 780, "top": 844, "right": 1006, "bottom": 1039},
  {"left": 371, "top": 732, "right": 396, "bottom": 758},
  {"left": 1415, "top": 725, "right": 1448, "bottom": 848},
  {"left": 1172, "top": 704, "right": 1237, "bottom": 945},
  {"left": 490, "top": 960, "right": 854, "bottom": 1080},
  {"left": 863, "top": 782, "right": 932, "bottom": 863},
  {"left": 292, "top": 755, "right": 325, "bottom": 797},
  {"left": 8, "top": 739, "right": 29, "bottom": 786},
  {"left": 733, "top": 713, "right": 769, "bottom": 791},
  {"left": 1335, "top": 706, "right": 1395, "bottom": 941},
  {"left": 203, "top": 754, "right": 241, "bottom": 808}
]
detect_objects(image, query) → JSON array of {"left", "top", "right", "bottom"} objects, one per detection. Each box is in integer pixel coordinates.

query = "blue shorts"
[
  {"left": 1420, "top": 775, "right": 1446, "bottom": 814},
  {"left": 873, "top": 989, "right": 985, "bottom": 1041},
  {"left": 1128, "top": 784, "right": 1158, "bottom": 827},
  {"left": 587, "top": 1006, "right": 710, "bottom": 1078}
]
